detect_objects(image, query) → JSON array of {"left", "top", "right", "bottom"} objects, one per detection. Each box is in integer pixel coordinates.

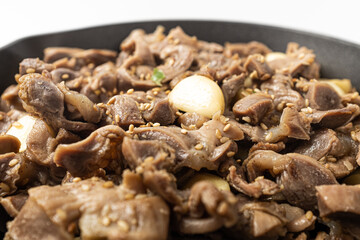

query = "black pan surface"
[{"left": 0, "top": 20, "right": 360, "bottom": 238}]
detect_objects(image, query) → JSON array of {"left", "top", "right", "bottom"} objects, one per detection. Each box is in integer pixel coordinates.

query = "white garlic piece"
[{"left": 169, "top": 75, "right": 225, "bottom": 118}]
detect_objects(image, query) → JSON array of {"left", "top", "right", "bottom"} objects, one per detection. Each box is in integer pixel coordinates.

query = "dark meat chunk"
[
  {"left": 316, "top": 185, "right": 360, "bottom": 218},
  {"left": 1, "top": 85, "right": 23, "bottom": 111},
  {"left": 178, "top": 181, "right": 238, "bottom": 234},
  {"left": 5, "top": 198, "right": 73, "bottom": 240},
  {"left": 157, "top": 44, "right": 194, "bottom": 82},
  {"left": 266, "top": 107, "right": 311, "bottom": 142},
  {"left": 54, "top": 125, "right": 125, "bottom": 177},
  {"left": 221, "top": 74, "right": 246, "bottom": 109},
  {"left": 244, "top": 151, "right": 337, "bottom": 209},
  {"left": 244, "top": 54, "right": 273, "bottom": 80},
  {"left": 122, "top": 137, "right": 175, "bottom": 170},
  {"left": 19, "top": 58, "right": 55, "bottom": 76},
  {"left": 307, "top": 104, "right": 360, "bottom": 128},
  {"left": 295, "top": 129, "right": 358, "bottom": 178},
  {"left": 18, "top": 73, "right": 96, "bottom": 131},
  {"left": 0, "top": 135, "right": 20, "bottom": 154},
  {"left": 0, "top": 153, "right": 36, "bottom": 197},
  {"left": 0, "top": 193, "right": 28, "bottom": 217},
  {"left": 117, "top": 67, "right": 158, "bottom": 91},
  {"left": 266, "top": 43, "right": 320, "bottom": 79},
  {"left": 261, "top": 73, "right": 305, "bottom": 111},
  {"left": 306, "top": 82, "right": 342, "bottom": 110},
  {"left": 279, "top": 153, "right": 338, "bottom": 210},
  {"left": 142, "top": 97, "right": 177, "bottom": 125},
  {"left": 233, "top": 92, "right": 274, "bottom": 125},
  {"left": 9, "top": 177, "right": 170, "bottom": 240},
  {"left": 224, "top": 41, "right": 271, "bottom": 58},
  {"left": 107, "top": 95, "right": 145, "bottom": 127},
  {"left": 133, "top": 119, "right": 243, "bottom": 171},
  {"left": 178, "top": 112, "right": 209, "bottom": 129}
]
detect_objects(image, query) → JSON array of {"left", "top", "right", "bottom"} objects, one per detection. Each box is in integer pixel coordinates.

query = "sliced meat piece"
[
  {"left": 306, "top": 82, "right": 342, "bottom": 110},
  {"left": 142, "top": 97, "right": 177, "bottom": 125},
  {"left": 0, "top": 192, "right": 28, "bottom": 217},
  {"left": 227, "top": 165, "right": 281, "bottom": 198},
  {"left": 177, "top": 112, "right": 209, "bottom": 129},
  {"left": 316, "top": 185, "right": 360, "bottom": 218},
  {"left": 5, "top": 198, "right": 73, "bottom": 240},
  {"left": 54, "top": 125, "right": 125, "bottom": 177},
  {"left": 117, "top": 67, "right": 158, "bottom": 92},
  {"left": 121, "top": 38, "right": 156, "bottom": 68},
  {"left": 266, "top": 107, "right": 311, "bottom": 142},
  {"left": 1, "top": 85, "right": 24, "bottom": 111},
  {"left": 19, "top": 58, "right": 55, "bottom": 76},
  {"left": 122, "top": 137, "right": 175, "bottom": 170},
  {"left": 233, "top": 92, "right": 274, "bottom": 124},
  {"left": 266, "top": 43, "right": 320, "bottom": 79},
  {"left": 50, "top": 68, "right": 79, "bottom": 83},
  {"left": 157, "top": 44, "right": 194, "bottom": 82},
  {"left": 58, "top": 82, "right": 102, "bottom": 124},
  {"left": 307, "top": 104, "right": 360, "bottom": 128},
  {"left": 261, "top": 73, "right": 305, "bottom": 110},
  {"left": 178, "top": 181, "right": 238, "bottom": 234},
  {"left": 244, "top": 54, "right": 273, "bottom": 80},
  {"left": 133, "top": 119, "right": 243, "bottom": 171},
  {"left": 279, "top": 153, "right": 338, "bottom": 210},
  {"left": 18, "top": 73, "right": 96, "bottom": 131},
  {"left": 44, "top": 47, "right": 117, "bottom": 67},
  {"left": 224, "top": 41, "right": 272, "bottom": 58},
  {"left": 221, "top": 74, "right": 246, "bottom": 109},
  {"left": 249, "top": 141, "right": 285, "bottom": 154},
  {"left": 0, "top": 135, "right": 20, "bottom": 154},
  {"left": 107, "top": 95, "right": 145, "bottom": 127}
]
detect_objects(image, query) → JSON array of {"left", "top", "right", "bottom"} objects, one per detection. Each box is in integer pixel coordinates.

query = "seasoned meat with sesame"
[{"left": 2, "top": 25, "right": 360, "bottom": 239}]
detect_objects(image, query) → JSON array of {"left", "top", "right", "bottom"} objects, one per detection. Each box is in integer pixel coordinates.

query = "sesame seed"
[
  {"left": 12, "top": 122, "right": 23, "bottom": 129},
  {"left": 351, "top": 92, "right": 359, "bottom": 100},
  {"left": 276, "top": 101, "right": 286, "bottom": 111},
  {"left": 115, "top": 115, "right": 120, "bottom": 123},
  {"left": 189, "top": 124, "right": 196, "bottom": 130},
  {"left": 26, "top": 68, "right": 35, "bottom": 74},
  {"left": 265, "top": 132, "right": 273, "bottom": 142},
  {"left": 220, "top": 137, "right": 229, "bottom": 143},
  {"left": 181, "top": 129, "right": 188, "bottom": 134},
  {"left": 117, "top": 220, "right": 130, "bottom": 232},
  {"left": 127, "top": 88, "right": 134, "bottom": 94},
  {"left": 8, "top": 159, "right": 19, "bottom": 167},
  {"left": 326, "top": 156, "right": 337, "bottom": 162},
  {"left": 307, "top": 107, "right": 313, "bottom": 114},
  {"left": 146, "top": 95, "right": 154, "bottom": 100},
  {"left": 102, "top": 217, "right": 111, "bottom": 226},
  {"left": 286, "top": 103, "right": 295, "bottom": 108},
  {"left": 153, "top": 91, "right": 159, "bottom": 96},
  {"left": 144, "top": 156, "right": 154, "bottom": 163},
  {"left": 165, "top": 90, "right": 171, "bottom": 95},
  {"left": 81, "top": 184, "right": 90, "bottom": 191},
  {"left": 101, "top": 87, "right": 106, "bottom": 93},
  {"left": 129, "top": 124, "right": 134, "bottom": 132},
  {"left": 343, "top": 160, "right": 354, "bottom": 171},
  {"left": 56, "top": 209, "right": 67, "bottom": 221},
  {"left": 94, "top": 90, "right": 101, "bottom": 96},
  {"left": 61, "top": 73, "right": 69, "bottom": 79},
  {"left": 305, "top": 211, "right": 313, "bottom": 221},
  {"left": 194, "top": 143, "right": 204, "bottom": 150},
  {"left": 223, "top": 124, "right": 231, "bottom": 132},
  {"left": 242, "top": 116, "right": 251, "bottom": 123},
  {"left": 236, "top": 159, "right": 242, "bottom": 163},
  {"left": 73, "top": 177, "right": 81, "bottom": 183},
  {"left": 125, "top": 193, "right": 135, "bottom": 200},
  {"left": 103, "top": 181, "right": 114, "bottom": 188},
  {"left": 217, "top": 202, "right": 228, "bottom": 215},
  {"left": 227, "top": 151, "right": 235, "bottom": 157},
  {"left": 305, "top": 99, "right": 309, "bottom": 107},
  {"left": 303, "top": 85, "right": 309, "bottom": 92},
  {"left": 270, "top": 94, "right": 275, "bottom": 100},
  {"left": 254, "top": 88, "right": 261, "bottom": 93},
  {"left": 215, "top": 129, "right": 222, "bottom": 139},
  {"left": 175, "top": 111, "right": 183, "bottom": 116},
  {"left": 153, "top": 122, "right": 160, "bottom": 127},
  {"left": 351, "top": 131, "right": 357, "bottom": 141},
  {"left": 260, "top": 123, "right": 268, "bottom": 130}
]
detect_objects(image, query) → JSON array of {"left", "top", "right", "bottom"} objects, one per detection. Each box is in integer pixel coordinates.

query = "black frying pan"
[{"left": 0, "top": 20, "right": 360, "bottom": 238}]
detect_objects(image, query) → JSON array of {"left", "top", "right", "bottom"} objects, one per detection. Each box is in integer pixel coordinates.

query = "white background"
[{"left": 0, "top": 0, "right": 359, "bottom": 48}]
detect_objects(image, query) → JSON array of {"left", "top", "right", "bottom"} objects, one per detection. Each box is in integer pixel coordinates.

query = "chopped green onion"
[{"left": 151, "top": 68, "right": 165, "bottom": 86}]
